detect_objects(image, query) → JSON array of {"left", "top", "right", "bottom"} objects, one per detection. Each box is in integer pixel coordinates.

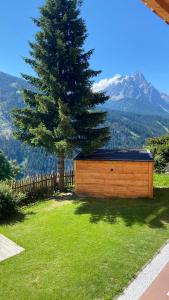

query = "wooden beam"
[{"left": 142, "top": 0, "right": 169, "bottom": 24}]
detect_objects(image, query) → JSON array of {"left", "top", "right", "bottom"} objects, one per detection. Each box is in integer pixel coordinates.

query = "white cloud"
[{"left": 93, "top": 74, "right": 122, "bottom": 92}]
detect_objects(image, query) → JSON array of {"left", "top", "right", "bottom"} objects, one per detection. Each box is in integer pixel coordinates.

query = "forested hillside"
[
  {"left": 0, "top": 71, "right": 169, "bottom": 176},
  {"left": 107, "top": 110, "right": 169, "bottom": 148},
  {"left": 0, "top": 72, "right": 72, "bottom": 176}
]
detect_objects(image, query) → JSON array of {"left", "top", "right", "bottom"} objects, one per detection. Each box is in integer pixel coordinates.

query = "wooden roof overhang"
[{"left": 142, "top": 0, "right": 169, "bottom": 24}]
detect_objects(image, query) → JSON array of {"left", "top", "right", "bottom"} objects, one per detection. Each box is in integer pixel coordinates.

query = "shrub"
[
  {"left": 0, "top": 183, "right": 25, "bottom": 221},
  {"left": 146, "top": 135, "right": 169, "bottom": 173},
  {"left": 154, "top": 154, "right": 167, "bottom": 173}
]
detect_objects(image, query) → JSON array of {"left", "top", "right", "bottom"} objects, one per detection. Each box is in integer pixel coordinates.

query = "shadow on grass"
[
  {"left": 74, "top": 188, "right": 169, "bottom": 229},
  {"left": 0, "top": 210, "right": 36, "bottom": 226}
]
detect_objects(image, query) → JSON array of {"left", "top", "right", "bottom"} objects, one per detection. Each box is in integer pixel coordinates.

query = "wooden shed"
[{"left": 74, "top": 149, "right": 154, "bottom": 198}]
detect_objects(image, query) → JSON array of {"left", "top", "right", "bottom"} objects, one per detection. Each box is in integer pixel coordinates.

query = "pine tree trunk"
[{"left": 58, "top": 155, "right": 65, "bottom": 192}]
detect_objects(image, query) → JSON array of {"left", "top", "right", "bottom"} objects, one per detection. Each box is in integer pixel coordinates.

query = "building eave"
[{"left": 142, "top": 0, "right": 169, "bottom": 24}]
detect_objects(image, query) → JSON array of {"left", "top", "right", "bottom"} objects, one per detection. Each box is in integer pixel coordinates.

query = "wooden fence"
[{"left": 9, "top": 170, "right": 74, "bottom": 195}]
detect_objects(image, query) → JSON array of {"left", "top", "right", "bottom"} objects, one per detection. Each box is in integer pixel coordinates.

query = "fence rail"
[{"left": 9, "top": 170, "right": 74, "bottom": 195}]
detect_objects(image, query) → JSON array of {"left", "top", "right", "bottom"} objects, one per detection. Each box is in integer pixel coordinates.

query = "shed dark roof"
[{"left": 75, "top": 149, "right": 154, "bottom": 162}]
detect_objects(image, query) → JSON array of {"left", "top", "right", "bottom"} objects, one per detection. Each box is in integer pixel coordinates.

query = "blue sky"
[{"left": 0, "top": 0, "right": 169, "bottom": 93}]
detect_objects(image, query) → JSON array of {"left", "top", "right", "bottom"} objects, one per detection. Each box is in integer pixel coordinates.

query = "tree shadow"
[
  {"left": 0, "top": 210, "right": 36, "bottom": 226},
  {"left": 74, "top": 188, "right": 169, "bottom": 229}
]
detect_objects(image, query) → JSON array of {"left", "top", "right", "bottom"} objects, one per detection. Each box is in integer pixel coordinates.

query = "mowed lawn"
[{"left": 0, "top": 175, "right": 169, "bottom": 300}]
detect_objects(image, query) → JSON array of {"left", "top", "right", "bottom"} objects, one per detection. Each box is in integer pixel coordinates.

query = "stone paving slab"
[
  {"left": 0, "top": 234, "right": 24, "bottom": 262},
  {"left": 117, "top": 241, "right": 169, "bottom": 300},
  {"left": 140, "top": 262, "right": 169, "bottom": 300}
]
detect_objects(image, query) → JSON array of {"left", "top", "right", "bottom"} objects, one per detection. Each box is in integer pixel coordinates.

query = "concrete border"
[
  {"left": 117, "top": 241, "right": 169, "bottom": 300},
  {"left": 0, "top": 234, "right": 24, "bottom": 262}
]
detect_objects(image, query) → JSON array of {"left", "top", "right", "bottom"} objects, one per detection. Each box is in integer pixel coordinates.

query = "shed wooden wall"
[{"left": 75, "top": 160, "right": 154, "bottom": 198}]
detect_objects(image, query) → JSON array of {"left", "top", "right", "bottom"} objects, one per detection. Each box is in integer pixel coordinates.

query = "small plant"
[{"left": 0, "top": 182, "right": 25, "bottom": 221}]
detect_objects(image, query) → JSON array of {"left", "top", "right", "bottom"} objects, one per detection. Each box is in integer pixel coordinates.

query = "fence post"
[
  {"left": 52, "top": 173, "right": 57, "bottom": 190},
  {"left": 33, "top": 179, "right": 35, "bottom": 195}
]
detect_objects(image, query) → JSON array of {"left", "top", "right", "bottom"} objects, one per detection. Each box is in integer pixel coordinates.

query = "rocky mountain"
[
  {"left": 0, "top": 71, "right": 169, "bottom": 175},
  {"left": 0, "top": 71, "right": 26, "bottom": 137},
  {"left": 94, "top": 72, "right": 169, "bottom": 117}
]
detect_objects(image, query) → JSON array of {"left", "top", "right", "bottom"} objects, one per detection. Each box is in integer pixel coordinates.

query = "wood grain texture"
[
  {"left": 75, "top": 160, "right": 154, "bottom": 198},
  {"left": 142, "top": 0, "right": 169, "bottom": 24},
  {"left": 148, "top": 162, "right": 154, "bottom": 198}
]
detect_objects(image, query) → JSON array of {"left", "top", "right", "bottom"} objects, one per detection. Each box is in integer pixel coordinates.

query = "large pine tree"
[{"left": 13, "top": 0, "right": 110, "bottom": 191}]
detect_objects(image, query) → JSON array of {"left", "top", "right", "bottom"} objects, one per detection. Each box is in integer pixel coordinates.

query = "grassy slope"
[{"left": 0, "top": 175, "right": 169, "bottom": 300}]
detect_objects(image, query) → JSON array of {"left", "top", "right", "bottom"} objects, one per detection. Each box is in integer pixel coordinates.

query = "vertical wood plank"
[
  {"left": 74, "top": 161, "right": 77, "bottom": 193},
  {"left": 148, "top": 162, "right": 154, "bottom": 198}
]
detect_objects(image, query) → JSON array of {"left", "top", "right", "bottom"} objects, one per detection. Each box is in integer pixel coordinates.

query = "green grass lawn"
[
  {"left": 154, "top": 173, "right": 169, "bottom": 187},
  {"left": 0, "top": 174, "right": 169, "bottom": 300}
]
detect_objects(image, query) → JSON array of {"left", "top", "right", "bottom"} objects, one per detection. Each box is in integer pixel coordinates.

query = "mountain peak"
[
  {"left": 93, "top": 74, "right": 126, "bottom": 92},
  {"left": 95, "top": 72, "right": 169, "bottom": 118},
  {"left": 93, "top": 72, "right": 149, "bottom": 93},
  {"left": 132, "top": 72, "right": 145, "bottom": 80}
]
